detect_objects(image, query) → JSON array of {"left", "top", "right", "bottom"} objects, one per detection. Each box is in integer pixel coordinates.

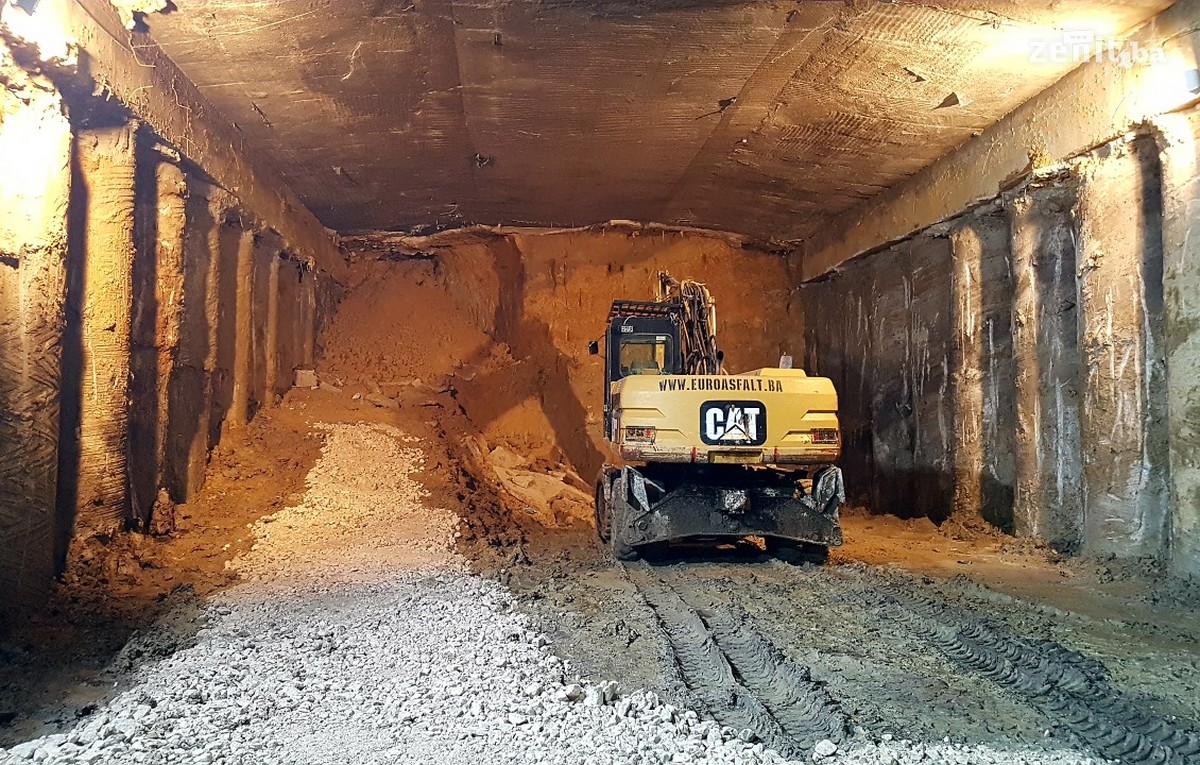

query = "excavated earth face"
[{"left": 145, "top": 0, "right": 1170, "bottom": 241}]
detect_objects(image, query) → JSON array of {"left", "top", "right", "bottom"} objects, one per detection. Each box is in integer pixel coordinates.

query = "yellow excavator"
[{"left": 590, "top": 274, "right": 845, "bottom": 561}]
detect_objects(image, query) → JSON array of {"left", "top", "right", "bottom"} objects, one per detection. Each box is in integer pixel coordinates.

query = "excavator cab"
[{"left": 598, "top": 301, "right": 683, "bottom": 439}]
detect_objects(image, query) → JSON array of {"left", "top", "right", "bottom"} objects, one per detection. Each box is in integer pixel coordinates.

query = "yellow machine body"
[{"left": 611, "top": 368, "right": 841, "bottom": 467}]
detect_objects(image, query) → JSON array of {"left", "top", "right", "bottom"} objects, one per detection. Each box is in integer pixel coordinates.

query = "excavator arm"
[{"left": 655, "top": 273, "right": 721, "bottom": 375}]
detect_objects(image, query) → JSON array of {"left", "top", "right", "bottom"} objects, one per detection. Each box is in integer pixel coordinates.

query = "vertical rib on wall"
[
  {"left": 73, "top": 122, "right": 138, "bottom": 536},
  {"left": 299, "top": 267, "right": 317, "bottom": 369},
  {"left": 1156, "top": 113, "right": 1200, "bottom": 576},
  {"left": 208, "top": 215, "right": 239, "bottom": 450},
  {"left": 250, "top": 235, "right": 276, "bottom": 414},
  {"left": 263, "top": 253, "right": 281, "bottom": 397},
  {"left": 1009, "top": 182, "right": 1084, "bottom": 551},
  {"left": 950, "top": 213, "right": 1015, "bottom": 531},
  {"left": 165, "top": 183, "right": 223, "bottom": 502},
  {"left": 1075, "top": 138, "right": 1170, "bottom": 557},
  {"left": 129, "top": 138, "right": 162, "bottom": 529},
  {"left": 229, "top": 227, "right": 257, "bottom": 429},
  {"left": 275, "top": 259, "right": 302, "bottom": 393},
  {"left": 0, "top": 64, "right": 71, "bottom": 615},
  {"left": 151, "top": 157, "right": 187, "bottom": 510},
  {"left": 950, "top": 222, "right": 986, "bottom": 519}
]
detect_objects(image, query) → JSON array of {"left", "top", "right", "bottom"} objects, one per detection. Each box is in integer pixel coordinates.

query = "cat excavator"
[{"left": 590, "top": 273, "right": 845, "bottom": 561}]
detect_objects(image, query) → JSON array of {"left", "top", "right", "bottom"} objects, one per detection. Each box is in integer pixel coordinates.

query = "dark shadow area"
[
  {"left": 980, "top": 474, "right": 1015, "bottom": 535},
  {"left": 207, "top": 219, "right": 240, "bottom": 451},
  {"left": 804, "top": 239, "right": 964, "bottom": 527},
  {"left": 0, "top": 585, "right": 203, "bottom": 748},
  {"left": 636, "top": 538, "right": 776, "bottom": 566},
  {"left": 128, "top": 129, "right": 161, "bottom": 529},
  {"left": 163, "top": 185, "right": 215, "bottom": 503},
  {"left": 906, "top": 237, "right": 955, "bottom": 525},
  {"left": 1027, "top": 184, "right": 1084, "bottom": 554},
  {"left": 977, "top": 210, "right": 1017, "bottom": 535},
  {"left": 274, "top": 259, "right": 302, "bottom": 398},
  {"left": 869, "top": 468, "right": 955, "bottom": 524},
  {"left": 53, "top": 138, "right": 87, "bottom": 572},
  {"left": 800, "top": 269, "right": 876, "bottom": 508}
]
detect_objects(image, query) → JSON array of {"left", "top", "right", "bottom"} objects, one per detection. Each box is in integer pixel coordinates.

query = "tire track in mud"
[
  {"left": 828, "top": 568, "right": 1200, "bottom": 764},
  {"left": 621, "top": 561, "right": 847, "bottom": 756}
]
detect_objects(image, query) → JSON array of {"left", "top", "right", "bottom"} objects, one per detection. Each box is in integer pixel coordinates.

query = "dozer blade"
[{"left": 610, "top": 465, "right": 844, "bottom": 552}]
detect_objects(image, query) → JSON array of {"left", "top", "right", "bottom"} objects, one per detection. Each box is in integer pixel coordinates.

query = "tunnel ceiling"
[{"left": 146, "top": 0, "right": 1171, "bottom": 241}]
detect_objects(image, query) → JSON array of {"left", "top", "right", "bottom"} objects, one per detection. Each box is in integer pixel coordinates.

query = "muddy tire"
[
  {"left": 767, "top": 538, "right": 828, "bottom": 566},
  {"left": 608, "top": 484, "right": 639, "bottom": 561},
  {"left": 594, "top": 474, "right": 612, "bottom": 545},
  {"left": 611, "top": 531, "right": 638, "bottom": 561}
]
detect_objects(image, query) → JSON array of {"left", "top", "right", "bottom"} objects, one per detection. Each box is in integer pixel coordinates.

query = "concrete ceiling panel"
[{"left": 147, "top": 0, "right": 1173, "bottom": 241}]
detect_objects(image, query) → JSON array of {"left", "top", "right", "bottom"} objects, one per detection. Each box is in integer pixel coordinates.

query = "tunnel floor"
[{"left": 2, "top": 389, "right": 1198, "bottom": 765}]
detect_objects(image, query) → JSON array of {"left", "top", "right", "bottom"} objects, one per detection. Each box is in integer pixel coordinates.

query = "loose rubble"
[{"left": 0, "top": 423, "right": 1105, "bottom": 765}]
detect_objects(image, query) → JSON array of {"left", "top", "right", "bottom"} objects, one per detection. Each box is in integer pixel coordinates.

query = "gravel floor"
[{"left": 1, "top": 424, "right": 1105, "bottom": 765}]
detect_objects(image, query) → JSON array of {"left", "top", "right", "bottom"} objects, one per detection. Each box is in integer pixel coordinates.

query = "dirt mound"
[
  {"left": 319, "top": 258, "right": 491, "bottom": 387},
  {"left": 314, "top": 254, "right": 596, "bottom": 536}
]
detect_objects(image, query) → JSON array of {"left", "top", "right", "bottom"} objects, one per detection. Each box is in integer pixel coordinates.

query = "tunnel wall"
[
  {"left": 800, "top": 237, "right": 953, "bottom": 521},
  {"left": 1158, "top": 111, "right": 1200, "bottom": 578},
  {"left": 802, "top": 131, "right": 1177, "bottom": 563},
  {"left": 0, "top": 38, "right": 343, "bottom": 622}
]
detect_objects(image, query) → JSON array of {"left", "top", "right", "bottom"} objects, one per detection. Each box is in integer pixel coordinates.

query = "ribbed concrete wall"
[
  {"left": 72, "top": 123, "right": 139, "bottom": 538},
  {"left": 0, "top": 104, "right": 342, "bottom": 623},
  {"left": 949, "top": 213, "right": 1015, "bottom": 531},
  {"left": 803, "top": 129, "right": 1187, "bottom": 566},
  {"left": 1009, "top": 181, "right": 1084, "bottom": 552},
  {"left": 1158, "top": 111, "right": 1200, "bottom": 578},
  {"left": 1075, "top": 138, "right": 1170, "bottom": 558}
]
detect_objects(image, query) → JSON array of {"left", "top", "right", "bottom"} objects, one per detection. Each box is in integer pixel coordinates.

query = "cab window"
[{"left": 618, "top": 334, "right": 676, "bottom": 376}]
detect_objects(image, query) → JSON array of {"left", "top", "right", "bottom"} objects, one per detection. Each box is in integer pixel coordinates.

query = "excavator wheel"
[
  {"left": 594, "top": 474, "right": 612, "bottom": 545},
  {"left": 595, "top": 469, "right": 638, "bottom": 561},
  {"left": 611, "top": 532, "right": 638, "bottom": 562}
]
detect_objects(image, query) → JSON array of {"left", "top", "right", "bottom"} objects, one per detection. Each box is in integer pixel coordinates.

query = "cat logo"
[{"left": 700, "top": 401, "right": 768, "bottom": 446}]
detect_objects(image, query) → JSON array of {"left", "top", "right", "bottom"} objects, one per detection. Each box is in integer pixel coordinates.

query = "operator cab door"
[{"left": 603, "top": 316, "right": 681, "bottom": 440}]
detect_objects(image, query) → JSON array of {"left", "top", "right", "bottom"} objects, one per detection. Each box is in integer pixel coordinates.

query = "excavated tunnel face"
[{"left": 2, "top": 1, "right": 1200, "bottom": 763}]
